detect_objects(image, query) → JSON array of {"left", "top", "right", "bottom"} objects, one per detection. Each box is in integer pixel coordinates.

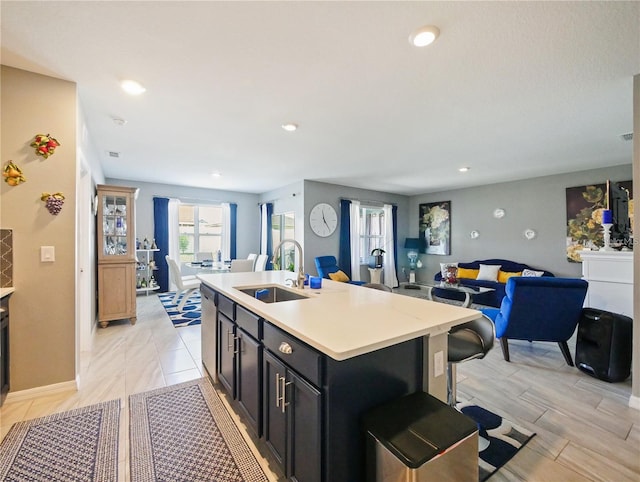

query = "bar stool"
[{"left": 447, "top": 315, "right": 495, "bottom": 406}]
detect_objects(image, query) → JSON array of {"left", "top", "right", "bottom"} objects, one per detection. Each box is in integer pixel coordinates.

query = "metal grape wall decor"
[{"left": 41, "top": 192, "right": 65, "bottom": 215}]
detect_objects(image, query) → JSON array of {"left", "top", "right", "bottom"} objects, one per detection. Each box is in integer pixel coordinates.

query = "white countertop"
[
  {"left": 0, "top": 287, "right": 15, "bottom": 299},
  {"left": 198, "top": 271, "right": 481, "bottom": 361}
]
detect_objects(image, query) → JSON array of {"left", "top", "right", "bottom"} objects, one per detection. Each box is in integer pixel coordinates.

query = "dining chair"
[
  {"left": 230, "top": 259, "right": 255, "bottom": 273},
  {"left": 254, "top": 254, "right": 269, "bottom": 272},
  {"left": 165, "top": 255, "right": 200, "bottom": 312},
  {"left": 247, "top": 253, "right": 258, "bottom": 270}
]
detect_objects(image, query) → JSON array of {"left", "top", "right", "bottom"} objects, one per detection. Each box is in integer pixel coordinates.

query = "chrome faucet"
[{"left": 272, "top": 238, "right": 305, "bottom": 289}]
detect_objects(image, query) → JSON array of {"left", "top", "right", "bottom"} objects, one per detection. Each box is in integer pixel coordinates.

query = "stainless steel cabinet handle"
[
  {"left": 227, "top": 329, "right": 234, "bottom": 351},
  {"left": 234, "top": 334, "right": 241, "bottom": 355},
  {"left": 281, "top": 377, "right": 292, "bottom": 413},
  {"left": 278, "top": 342, "right": 293, "bottom": 355},
  {"left": 275, "top": 372, "right": 282, "bottom": 408}
]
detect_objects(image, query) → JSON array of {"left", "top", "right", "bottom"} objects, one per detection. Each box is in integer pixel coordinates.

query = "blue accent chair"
[
  {"left": 481, "top": 277, "right": 588, "bottom": 366},
  {"left": 314, "top": 256, "right": 366, "bottom": 285}
]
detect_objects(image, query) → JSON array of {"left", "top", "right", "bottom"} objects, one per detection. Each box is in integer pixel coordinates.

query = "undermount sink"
[{"left": 236, "top": 284, "right": 310, "bottom": 303}]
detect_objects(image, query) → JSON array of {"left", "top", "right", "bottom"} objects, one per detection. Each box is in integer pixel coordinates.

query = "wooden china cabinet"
[{"left": 96, "top": 184, "right": 138, "bottom": 328}]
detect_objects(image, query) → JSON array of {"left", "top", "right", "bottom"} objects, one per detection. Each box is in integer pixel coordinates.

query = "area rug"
[
  {"left": 158, "top": 291, "right": 201, "bottom": 327},
  {"left": 129, "top": 378, "right": 269, "bottom": 482},
  {"left": 457, "top": 402, "right": 535, "bottom": 481},
  {"left": 0, "top": 399, "right": 120, "bottom": 482}
]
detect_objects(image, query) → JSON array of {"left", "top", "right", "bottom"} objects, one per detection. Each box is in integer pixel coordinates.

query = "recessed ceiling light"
[
  {"left": 282, "top": 123, "right": 298, "bottom": 132},
  {"left": 120, "top": 80, "right": 146, "bottom": 95},
  {"left": 458, "top": 167, "right": 470, "bottom": 172},
  {"left": 409, "top": 25, "right": 440, "bottom": 47},
  {"left": 211, "top": 171, "right": 221, "bottom": 178}
]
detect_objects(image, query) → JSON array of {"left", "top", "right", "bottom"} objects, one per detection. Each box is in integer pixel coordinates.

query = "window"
[
  {"left": 359, "top": 206, "right": 385, "bottom": 264},
  {"left": 271, "top": 212, "right": 295, "bottom": 271},
  {"left": 178, "top": 204, "right": 223, "bottom": 262}
]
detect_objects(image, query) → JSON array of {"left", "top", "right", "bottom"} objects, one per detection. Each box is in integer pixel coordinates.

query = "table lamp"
[{"left": 404, "top": 238, "right": 421, "bottom": 283}]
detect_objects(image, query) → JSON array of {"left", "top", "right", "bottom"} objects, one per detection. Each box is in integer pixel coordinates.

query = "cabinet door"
[
  {"left": 201, "top": 287, "right": 217, "bottom": 381},
  {"left": 97, "top": 185, "right": 137, "bottom": 263},
  {"left": 237, "top": 328, "right": 262, "bottom": 436},
  {"left": 217, "top": 314, "right": 236, "bottom": 397},
  {"left": 288, "top": 371, "right": 322, "bottom": 482},
  {"left": 263, "top": 351, "right": 287, "bottom": 471},
  {"left": 98, "top": 263, "right": 136, "bottom": 323}
]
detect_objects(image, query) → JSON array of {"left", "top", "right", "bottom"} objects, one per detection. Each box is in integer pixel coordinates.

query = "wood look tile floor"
[{"left": 1, "top": 295, "right": 638, "bottom": 481}]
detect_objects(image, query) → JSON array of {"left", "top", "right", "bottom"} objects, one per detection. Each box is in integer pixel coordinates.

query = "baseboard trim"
[
  {"left": 629, "top": 395, "right": 640, "bottom": 411},
  {"left": 5, "top": 379, "right": 78, "bottom": 403}
]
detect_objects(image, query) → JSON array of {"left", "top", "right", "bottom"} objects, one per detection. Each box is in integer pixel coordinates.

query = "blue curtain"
[
  {"left": 338, "top": 199, "right": 352, "bottom": 278},
  {"left": 153, "top": 197, "right": 169, "bottom": 292},
  {"left": 230, "top": 203, "right": 237, "bottom": 260},
  {"left": 392, "top": 204, "right": 398, "bottom": 276},
  {"left": 265, "top": 203, "right": 273, "bottom": 269}
]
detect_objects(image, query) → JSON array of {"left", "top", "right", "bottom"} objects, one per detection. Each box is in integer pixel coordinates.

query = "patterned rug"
[
  {"left": 457, "top": 402, "right": 535, "bottom": 481},
  {"left": 129, "top": 378, "right": 269, "bottom": 482},
  {"left": 0, "top": 400, "right": 120, "bottom": 482},
  {"left": 158, "top": 291, "right": 201, "bottom": 327}
]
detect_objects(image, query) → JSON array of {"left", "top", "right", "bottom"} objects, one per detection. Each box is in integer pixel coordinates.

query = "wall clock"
[{"left": 309, "top": 203, "right": 338, "bottom": 237}]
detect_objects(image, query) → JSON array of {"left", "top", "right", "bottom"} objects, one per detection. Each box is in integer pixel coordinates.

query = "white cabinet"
[
  {"left": 579, "top": 250, "right": 634, "bottom": 317},
  {"left": 136, "top": 249, "right": 160, "bottom": 295}
]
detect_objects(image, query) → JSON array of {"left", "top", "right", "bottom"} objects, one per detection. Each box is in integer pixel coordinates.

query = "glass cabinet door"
[{"left": 97, "top": 185, "right": 137, "bottom": 262}]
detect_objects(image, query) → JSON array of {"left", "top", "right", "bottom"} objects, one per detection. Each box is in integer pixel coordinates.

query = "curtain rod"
[
  {"left": 340, "top": 197, "right": 396, "bottom": 207},
  {"left": 154, "top": 196, "right": 224, "bottom": 204}
]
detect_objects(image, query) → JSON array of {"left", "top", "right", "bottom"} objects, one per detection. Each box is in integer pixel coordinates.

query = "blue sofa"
[{"left": 433, "top": 258, "right": 554, "bottom": 308}]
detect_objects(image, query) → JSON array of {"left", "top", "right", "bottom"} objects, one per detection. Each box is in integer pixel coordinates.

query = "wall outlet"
[{"left": 434, "top": 350, "right": 444, "bottom": 377}]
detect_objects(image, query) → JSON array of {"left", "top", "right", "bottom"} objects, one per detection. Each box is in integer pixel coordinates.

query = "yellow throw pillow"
[
  {"left": 456, "top": 268, "right": 479, "bottom": 279},
  {"left": 498, "top": 270, "right": 522, "bottom": 283},
  {"left": 328, "top": 270, "right": 350, "bottom": 282}
]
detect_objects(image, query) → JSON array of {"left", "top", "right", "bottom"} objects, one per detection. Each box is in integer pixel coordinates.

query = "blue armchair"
[
  {"left": 314, "top": 255, "right": 366, "bottom": 285},
  {"left": 481, "top": 277, "right": 588, "bottom": 366}
]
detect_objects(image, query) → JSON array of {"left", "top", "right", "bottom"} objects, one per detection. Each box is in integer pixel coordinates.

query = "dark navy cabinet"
[{"left": 210, "top": 289, "right": 424, "bottom": 482}]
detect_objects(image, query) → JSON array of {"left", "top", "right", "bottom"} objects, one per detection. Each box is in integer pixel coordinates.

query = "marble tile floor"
[
  {"left": 1, "top": 294, "right": 638, "bottom": 482},
  {"left": 0, "top": 294, "right": 280, "bottom": 482}
]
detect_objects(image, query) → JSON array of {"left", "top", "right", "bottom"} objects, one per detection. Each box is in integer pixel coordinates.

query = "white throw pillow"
[
  {"left": 476, "top": 264, "right": 501, "bottom": 282},
  {"left": 522, "top": 269, "right": 544, "bottom": 277},
  {"left": 440, "top": 262, "right": 458, "bottom": 278}
]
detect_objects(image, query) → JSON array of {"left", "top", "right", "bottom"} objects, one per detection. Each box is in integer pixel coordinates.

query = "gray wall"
[
  {"left": 408, "top": 164, "right": 633, "bottom": 281},
  {"left": 303, "top": 180, "right": 410, "bottom": 279},
  {"left": 105, "top": 178, "right": 261, "bottom": 258}
]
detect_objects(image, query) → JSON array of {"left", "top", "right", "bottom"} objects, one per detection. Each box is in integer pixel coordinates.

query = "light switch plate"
[{"left": 41, "top": 246, "right": 55, "bottom": 262}]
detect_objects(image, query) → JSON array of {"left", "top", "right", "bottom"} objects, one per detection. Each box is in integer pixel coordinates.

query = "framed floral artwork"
[
  {"left": 419, "top": 201, "right": 451, "bottom": 255},
  {"left": 565, "top": 181, "right": 633, "bottom": 262}
]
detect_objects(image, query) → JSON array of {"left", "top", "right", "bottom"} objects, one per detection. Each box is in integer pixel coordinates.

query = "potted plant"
[{"left": 371, "top": 248, "right": 385, "bottom": 268}]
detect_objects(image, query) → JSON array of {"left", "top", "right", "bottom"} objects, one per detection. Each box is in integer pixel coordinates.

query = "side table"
[{"left": 368, "top": 268, "right": 383, "bottom": 284}]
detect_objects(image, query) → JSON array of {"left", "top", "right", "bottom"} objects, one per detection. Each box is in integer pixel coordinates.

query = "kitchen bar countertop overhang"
[{"left": 197, "top": 271, "right": 481, "bottom": 361}]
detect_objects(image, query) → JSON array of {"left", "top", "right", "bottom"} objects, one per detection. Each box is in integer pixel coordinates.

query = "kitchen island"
[{"left": 198, "top": 270, "right": 481, "bottom": 481}]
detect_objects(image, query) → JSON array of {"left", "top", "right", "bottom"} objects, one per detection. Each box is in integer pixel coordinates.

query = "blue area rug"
[
  {"left": 457, "top": 402, "right": 535, "bottom": 481},
  {"left": 158, "top": 291, "right": 201, "bottom": 327},
  {"left": 0, "top": 400, "right": 120, "bottom": 481}
]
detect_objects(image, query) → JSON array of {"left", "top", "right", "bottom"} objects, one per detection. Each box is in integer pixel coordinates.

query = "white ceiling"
[{"left": 2, "top": 1, "right": 638, "bottom": 195}]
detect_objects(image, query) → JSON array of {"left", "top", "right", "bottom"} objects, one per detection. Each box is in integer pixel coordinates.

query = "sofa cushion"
[
  {"left": 477, "top": 264, "right": 501, "bottom": 281},
  {"left": 498, "top": 270, "right": 522, "bottom": 283},
  {"left": 522, "top": 269, "right": 544, "bottom": 277},
  {"left": 457, "top": 268, "right": 479, "bottom": 279}
]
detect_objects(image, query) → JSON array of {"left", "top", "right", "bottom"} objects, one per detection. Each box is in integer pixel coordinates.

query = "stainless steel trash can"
[{"left": 363, "top": 392, "right": 478, "bottom": 482}]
